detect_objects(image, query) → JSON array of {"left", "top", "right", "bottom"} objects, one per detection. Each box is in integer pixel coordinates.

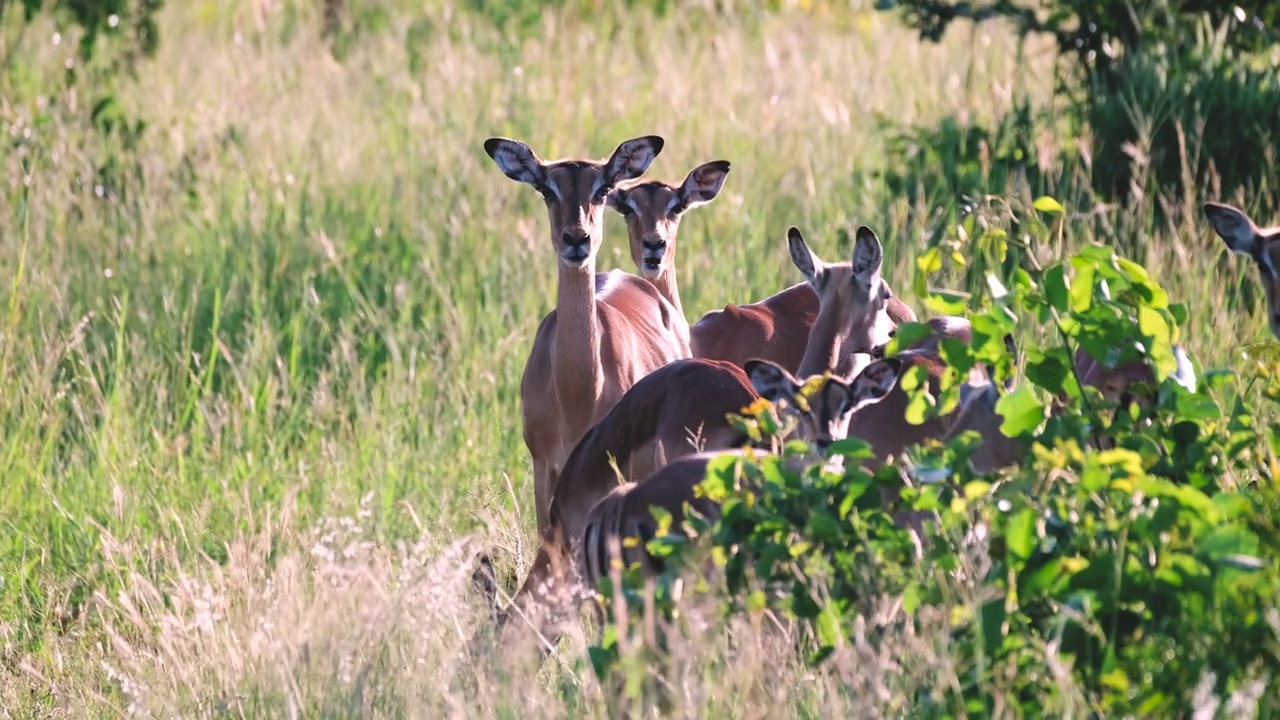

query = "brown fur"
[
  {"left": 485, "top": 136, "right": 692, "bottom": 534},
  {"left": 693, "top": 281, "right": 918, "bottom": 374},
  {"left": 496, "top": 358, "right": 760, "bottom": 646},
  {"left": 577, "top": 358, "right": 902, "bottom": 590}
]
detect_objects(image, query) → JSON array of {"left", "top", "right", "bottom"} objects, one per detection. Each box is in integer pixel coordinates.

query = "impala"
[
  {"left": 484, "top": 135, "right": 691, "bottom": 534},
  {"left": 1204, "top": 201, "right": 1280, "bottom": 340},
  {"left": 606, "top": 167, "right": 916, "bottom": 373},
  {"left": 607, "top": 159, "right": 731, "bottom": 339},
  {"left": 576, "top": 356, "right": 903, "bottom": 591},
  {"left": 784, "top": 224, "right": 979, "bottom": 379},
  {"left": 487, "top": 357, "right": 762, "bottom": 643},
  {"left": 942, "top": 343, "right": 1199, "bottom": 472}
]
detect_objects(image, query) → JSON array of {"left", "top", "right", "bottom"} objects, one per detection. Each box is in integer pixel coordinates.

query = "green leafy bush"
[
  {"left": 877, "top": 0, "right": 1280, "bottom": 209},
  {"left": 589, "top": 196, "right": 1280, "bottom": 714}
]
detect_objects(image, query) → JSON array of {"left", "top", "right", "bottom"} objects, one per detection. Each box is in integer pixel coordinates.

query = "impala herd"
[{"left": 474, "top": 133, "right": 1280, "bottom": 655}]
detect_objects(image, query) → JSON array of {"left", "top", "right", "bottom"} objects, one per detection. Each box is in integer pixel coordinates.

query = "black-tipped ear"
[
  {"left": 484, "top": 137, "right": 546, "bottom": 187},
  {"left": 787, "top": 227, "right": 822, "bottom": 286},
  {"left": 603, "top": 135, "right": 664, "bottom": 186},
  {"left": 745, "top": 359, "right": 800, "bottom": 402},
  {"left": 1204, "top": 201, "right": 1262, "bottom": 256},
  {"left": 676, "top": 160, "right": 731, "bottom": 209},
  {"left": 849, "top": 357, "right": 902, "bottom": 406}
]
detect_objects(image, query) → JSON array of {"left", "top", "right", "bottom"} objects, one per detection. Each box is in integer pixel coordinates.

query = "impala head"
[
  {"left": 744, "top": 356, "right": 902, "bottom": 453},
  {"left": 606, "top": 160, "right": 731, "bottom": 280},
  {"left": 1204, "top": 201, "right": 1280, "bottom": 340},
  {"left": 790, "top": 225, "right": 896, "bottom": 366},
  {"left": 484, "top": 135, "right": 665, "bottom": 270}
]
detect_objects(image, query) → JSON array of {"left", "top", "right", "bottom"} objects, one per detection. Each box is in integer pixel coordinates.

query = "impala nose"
[
  {"left": 641, "top": 237, "right": 666, "bottom": 271},
  {"left": 561, "top": 230, "right": 590, "bottom": 263}
]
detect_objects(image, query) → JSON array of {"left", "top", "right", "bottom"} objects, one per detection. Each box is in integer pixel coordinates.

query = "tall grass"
[{"left": 0, "top": 0, "right": 1272, "bottom": 714}]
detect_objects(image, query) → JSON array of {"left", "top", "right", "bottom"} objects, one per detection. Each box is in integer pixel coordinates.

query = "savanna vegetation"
[{"left": 2, "top": 0, "right": 1279, "bottom": 716}]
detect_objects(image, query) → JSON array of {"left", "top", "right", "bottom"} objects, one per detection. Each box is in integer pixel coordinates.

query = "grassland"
[{"left": 1, "top": 0, "right": 1275, "bottom": 715}]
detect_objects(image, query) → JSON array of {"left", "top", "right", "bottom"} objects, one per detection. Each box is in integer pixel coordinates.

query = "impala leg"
[{"left": 533, "top": 459, "right": 554, "bottom": 535}]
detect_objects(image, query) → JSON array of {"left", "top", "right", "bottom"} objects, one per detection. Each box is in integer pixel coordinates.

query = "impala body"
[{"left": 484, "top": 135, "right": 691, "bottom": 535}]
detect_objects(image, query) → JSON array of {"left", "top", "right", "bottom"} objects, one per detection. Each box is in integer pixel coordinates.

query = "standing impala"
[
  {"left": 1204, "top": 201, "right": 1280, "bottom": 340},
  {"left": 483, "top": 135, "right": 691, "bottom": 535},
  {"left": 606, "top": 159, "right": 731, "bottom": 344},
  {"left": 606, "top": 164, "right": 917, "bottom": 373}
]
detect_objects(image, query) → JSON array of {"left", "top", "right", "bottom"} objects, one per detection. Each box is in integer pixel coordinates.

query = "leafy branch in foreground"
[{"left": 589, "top": 196, "right": 1280, "bottom": 715}]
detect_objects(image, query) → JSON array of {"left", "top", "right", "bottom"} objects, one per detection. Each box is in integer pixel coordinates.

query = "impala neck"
[
  {"left": 797, "top": 307, "right": 850, "bottom": 378},
  {"left": 651, "top": 264, "right": 684, "bottom": 320},
  {"left": 554, "top": 262, "right": 604, "bottom": 433}
]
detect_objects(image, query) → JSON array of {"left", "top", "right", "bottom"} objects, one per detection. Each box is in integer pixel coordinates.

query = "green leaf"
[
  {"left": 979, "top": 599, "right": 1007, "bottom": 653},
  {"left": 995, "top": 386, "right": 1045, "bottom": 437},
  {"left": 815, "top": 603, "right": 842, "bottom": 649},
  {"left": 1043, "top": 263, "right": 1069, "bottom": 312},
  {"left": 924, "top": 289, "right": 970, "bottom": 316},
  {"left": 884, "top": 321, "right": 935, "bottom": 357},
  {"left": 1076, "top": 244, "right": 1114, "bottom": 263},
  {"left": 1025, "top": 352, "right": 1070, "bottom": 395},
  {"left": 938, "top": 337, "right": 976, "bottom": 373},
  {"left": 1138, "top": 305, "right": 1171, "bottom": 345},
  {"left": 1115, "top": 257, "right": 1151, "bottom": 283},
  {"left": 827, "top": 437, "right": 874, "bottom": 460},
  {"left": 1068, "top": 262, "right": 1095, "bottom": 313},
  {"left": 1006, "top": 508, "right": 1037, "bottom": 561},
  {"left": 1032, "top": 195, "right": 1065, "bottom": 215},
  {"left": 917, "top": 246, "right": 943, "bottom": 274},
  {"left": 1198, "top": 525, "right": 1258, "bottom": 561},
  {"left": 1100, "top": 669, "right": 1131, "bottom": 693},
  {"left": 905, "top": 389, "right": 935, "bottom": 425},
  {"left": 903, "top": 583, "right": 922, "bottom": 614}
]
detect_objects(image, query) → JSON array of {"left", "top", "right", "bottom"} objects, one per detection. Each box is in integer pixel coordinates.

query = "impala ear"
[
  {"left": 603, "top": 135, "right": 664, "bottom": 186},
  {"left": 676, "top": 160, "right": 731, "bottom": 209},
  {"left": 787, "top": 227, "right": 823, "bottom": 287},
  {"left": 745, "top": 359, "right": 801, "bottom": 402},
  {"left": 851, "top": 225, "right": 884, "bottom": 292},
  {"left": 1204, "top": 201, "right": 1262, "bottom": 256},
  {"left": 483, "top": 137, "right": 546, "bottom": 187},
  {"left": 848, "top": 357, "right": 901, "bottom": 407},
  {"left": 605, "top": 187, "right": 629, "bottom": 214}
]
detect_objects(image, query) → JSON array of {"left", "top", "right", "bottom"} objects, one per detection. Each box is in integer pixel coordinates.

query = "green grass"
[{"left": 0, "top": 0, "right": 1275, "bottom": 715}]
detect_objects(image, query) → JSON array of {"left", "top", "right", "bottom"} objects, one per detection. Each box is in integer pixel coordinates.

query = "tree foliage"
[
  {"left": 2, "top": 0, "right": 164, "bottom": 70},
  {"left": 882, "top": 0, "right": 1279, "bottom": 89}
]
